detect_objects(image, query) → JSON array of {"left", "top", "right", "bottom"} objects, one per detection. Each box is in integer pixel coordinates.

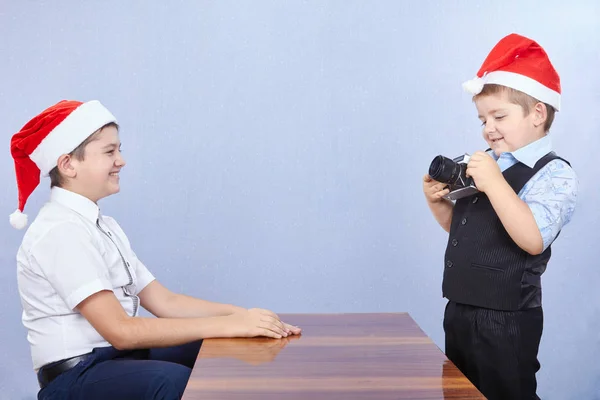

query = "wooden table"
[{"left": 183, "top": 313, "right": 485, "bottom": 399}]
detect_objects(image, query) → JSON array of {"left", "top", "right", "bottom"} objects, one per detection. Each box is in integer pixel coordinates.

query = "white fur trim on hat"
[
  {"left": 29, "top": 100, "right": 117, "bottom": 176},
  {"left": 463, "top": 71, "right": 561, "bottom": 111}
]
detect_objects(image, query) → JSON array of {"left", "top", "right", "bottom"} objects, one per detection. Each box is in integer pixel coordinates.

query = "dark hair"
[{"left": 49, "top": 122, "right": 119, "bottom": 188}]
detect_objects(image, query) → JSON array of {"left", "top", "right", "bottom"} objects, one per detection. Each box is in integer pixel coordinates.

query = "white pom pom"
[
  {"left": 462, "top": 77, "right": 485, "bottom": 94},
  {"left": 9, "top": 209, "right": 28, "bottom": 230}
]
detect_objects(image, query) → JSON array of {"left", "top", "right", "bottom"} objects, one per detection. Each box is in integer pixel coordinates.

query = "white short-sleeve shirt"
[{"left": 16, "top": 187, "right": 155, "bottom": 370}]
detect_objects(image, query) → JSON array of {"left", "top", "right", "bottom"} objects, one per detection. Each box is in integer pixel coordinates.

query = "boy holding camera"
[{"left": 423, "top": 33, "right": 578, "bottom": 399}]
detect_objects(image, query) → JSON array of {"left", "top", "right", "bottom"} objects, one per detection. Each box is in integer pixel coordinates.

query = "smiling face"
[
  {"left": 65, "top": 125, "right": 126, "bottom": 202},
  {"left": 474, "top": 88, "right": 547, "bottom": 157}
]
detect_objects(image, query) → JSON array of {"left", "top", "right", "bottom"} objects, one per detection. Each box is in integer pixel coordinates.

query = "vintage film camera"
[{"left": 428, "top": 154, "right": 479, "bottom": 201}]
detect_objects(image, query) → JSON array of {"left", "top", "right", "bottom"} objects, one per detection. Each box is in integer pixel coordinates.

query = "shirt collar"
[
  {"left": 488, "top": 135, "right": 553, "bottom": 168},
  {"left": 50, "top": 187, "right": 100, "bottom": 223}
]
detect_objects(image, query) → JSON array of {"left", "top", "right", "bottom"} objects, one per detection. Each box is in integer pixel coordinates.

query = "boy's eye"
[
  {"left": 495, "top": 115, "right": 505, "bottom": 120},
  {"left": 480, "top": 121, "right": 486, "bottom": 126},
  {"left": 106, "top": 148, "right": 122, "bottom": 155}
]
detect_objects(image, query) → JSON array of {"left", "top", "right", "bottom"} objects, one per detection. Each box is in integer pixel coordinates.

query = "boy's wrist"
[
  {"left": 200, "top": 314, "right": 237, "bottom": 338},
  {"left": 427, "top": 197, "right": 453, "bottom": 208},
  {"left": 222, "top": 304, "right": 246, "bottom": 316},
  {"left": 482, "top": 176, "right": 511, "bottom": 202}
]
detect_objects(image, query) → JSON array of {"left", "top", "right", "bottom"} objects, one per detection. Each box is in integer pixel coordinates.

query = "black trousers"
[{"left": 444, "top": 301, "right": 543, "bottom": 400}]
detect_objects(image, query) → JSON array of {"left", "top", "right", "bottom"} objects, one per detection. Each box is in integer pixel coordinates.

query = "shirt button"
[
  {"left": 452, "top": 239, "right": 458, "bottom": 247},
  {"left": 461, "top": 218, "right": 467, "bottom": 225},
  {"left": 446, "top": 260, "right": 453, "bottom": 268},
  {"left": 472, "top": 197, "right": 479, "bottom": 204}
]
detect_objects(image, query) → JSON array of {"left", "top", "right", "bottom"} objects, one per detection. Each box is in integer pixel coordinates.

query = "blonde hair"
[
  {"left": 49, "top": 122, "right": 119, "bottom": 188},
  {"left": 474, "top": 84, "right": 556, "bottom": 132}
]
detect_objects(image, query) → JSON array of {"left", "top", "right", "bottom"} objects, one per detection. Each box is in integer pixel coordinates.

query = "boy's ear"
[
  {"left": 532, "top": 102, "right": 548, "bottom": 128},
  {"left": 56, "top": 154, "right": 77, "bottom": 179}
]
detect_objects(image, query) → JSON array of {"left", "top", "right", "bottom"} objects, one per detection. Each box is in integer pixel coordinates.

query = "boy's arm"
[
  {"left": 427, "top": 199, "right": 454, "bottom": 233},
  {"left": 32, "top": 223, "right": 296, "bottom": 351},
  {"left": 138, "top": 281, "right": 301, "bottom": 335},
  {"left": 139, "top": 280, "right": 244, "bottom": 318},
  {"left": 467, "top": 152, "right": 578, "bottom": 255},
  {"left": 467, "top": 151, "right": 543, "bottom": 254},
  {"left": 77, "top": 290, "right": 289, "bottom": 350},
  {"left": 485, "top": 180, "right": 544, "bottom": 254},
  {"left": 423, "top": 174, "right": 454, "bottom": 233}
]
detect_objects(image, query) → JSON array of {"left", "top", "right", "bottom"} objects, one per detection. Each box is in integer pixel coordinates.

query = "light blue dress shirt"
[{"left": 487, "top": 135, "right": 578, "bottom": 251}]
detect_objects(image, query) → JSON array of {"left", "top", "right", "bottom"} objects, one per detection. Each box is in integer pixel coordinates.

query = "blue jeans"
[{"left": 37, "top": 340, "right": 203, "bottom": 400}]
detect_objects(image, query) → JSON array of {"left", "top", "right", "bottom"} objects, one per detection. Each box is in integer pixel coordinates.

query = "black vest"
[{"left": 442, "top": 152, "right": 569, "bottom": 311}]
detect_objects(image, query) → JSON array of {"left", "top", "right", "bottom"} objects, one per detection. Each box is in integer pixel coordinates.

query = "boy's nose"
[
  {"left": 116, "top": 153, "right": 126, "bottom": 167},
  {"left": 484, "top": 121, "right": 496, "bottom": 135}
]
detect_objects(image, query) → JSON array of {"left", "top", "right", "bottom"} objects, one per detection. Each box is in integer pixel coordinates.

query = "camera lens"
[{"left": 429, "top": 155, "right": 461, "bottom": 185}]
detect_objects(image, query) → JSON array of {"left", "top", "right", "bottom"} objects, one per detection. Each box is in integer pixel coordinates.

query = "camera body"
[{"left": 428, "top": 154, "right": 479, "bottom": 201}]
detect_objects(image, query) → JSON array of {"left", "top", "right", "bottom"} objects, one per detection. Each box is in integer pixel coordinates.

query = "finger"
[
  {"left": 468, "top": 157, "right": 480, "bottom": 166},
  {"left": 284, "top": 323, "right": 302, "bottom": 335},
  {"left": 428, "top": 190, "right": 441, "bottom": 200},
  {"left": 259, "top": 328, "right": 282, "bottom": 339},
  {"left": 258, "top": 310, "right": 285, "bottom": 330},
  {"left": 427, "top": 182, "right": 440, "bottom": 192},
  {"left": 426, "top": 184, "right": 441, "bottom": 194},
  {"left": 439, "top": 186, "right": 448, "bottom": 194},
  {"left": 260, "top": 318, "right": 287, "bottom": 337},
  {"left": 436, "top": 189, "right": 450, "bottom": 198},
  {"left": 257, "top": 321, "right": 285, "bottom": 337},
  {"left": 264, "top": 322, "right": 287, "bottom": 338},
  {"left": 423, "top": 174, "right": 432, "bottom": 183},
  {"left": 474, "top": 152, "right": 491, "bottom": 162},
  {"left": 470, "top": 153, "right": 484, "bottom": 162},
  {"left": 262, "top": 314, "right": 285, "bottom": 330},
  {"left": 424, "top": 180, "right": 437, "bottom": 189}
]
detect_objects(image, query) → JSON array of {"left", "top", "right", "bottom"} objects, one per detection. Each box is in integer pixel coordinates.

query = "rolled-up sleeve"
[{"left": 520, "top": 160, "right": 578, "bottom": 251}]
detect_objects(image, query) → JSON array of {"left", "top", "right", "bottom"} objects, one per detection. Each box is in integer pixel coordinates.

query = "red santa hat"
[
  {"left": 9, "top": 100, "right": 117, "bottom": 229},
  {"left": 462, "top": 33, "right": 561, "bottom": 111}
]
